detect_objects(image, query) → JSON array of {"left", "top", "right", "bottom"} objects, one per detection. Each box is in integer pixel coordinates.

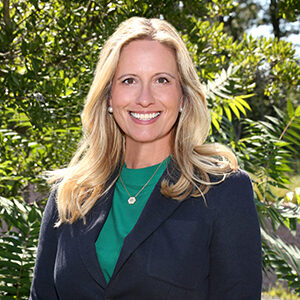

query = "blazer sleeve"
[
  {"left": 30, "top": 190, "right": 59, "bottom": 300},
  {"left": 208, "top": 170, "right": 262, "bottom": 300}
]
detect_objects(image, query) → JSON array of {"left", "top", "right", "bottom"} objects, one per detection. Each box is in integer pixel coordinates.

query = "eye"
[
  {"left": 122, "top": 78, "right": 135, "bottom": 85},
  {"left": 156, "top": 77, "right": 169, "bottom": 84}
]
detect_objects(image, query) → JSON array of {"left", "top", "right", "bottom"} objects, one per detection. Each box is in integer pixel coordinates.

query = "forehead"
[{"left": 115, "top": 39, "right": 178, "bottom": 74}]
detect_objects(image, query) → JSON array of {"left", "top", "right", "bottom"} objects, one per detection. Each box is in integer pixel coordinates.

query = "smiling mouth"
[{"left": 130, "top": 112, "right": 160, "bottom": 121}]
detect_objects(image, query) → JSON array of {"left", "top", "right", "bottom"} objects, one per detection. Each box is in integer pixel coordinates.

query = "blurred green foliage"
[{"left": 0, "top": 0, "right": 300, "bottom": 298}]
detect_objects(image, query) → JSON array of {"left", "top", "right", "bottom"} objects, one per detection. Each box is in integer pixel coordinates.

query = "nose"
[{"left": 136, "top": 83, "right": 155, "bottom": 107}]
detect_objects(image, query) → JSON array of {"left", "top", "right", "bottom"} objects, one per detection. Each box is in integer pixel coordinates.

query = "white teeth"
[{"left": 130, "top": 112, "right": 160, "bottom": 120}]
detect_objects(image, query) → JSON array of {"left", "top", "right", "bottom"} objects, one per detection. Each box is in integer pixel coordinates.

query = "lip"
[{"left": 129, "top": 111, "right": 161, "bottom": 124}]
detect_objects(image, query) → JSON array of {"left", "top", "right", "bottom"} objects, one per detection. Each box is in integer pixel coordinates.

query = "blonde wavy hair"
[{"left": 50, "top": 17, "right": 238, "bottom": 225}]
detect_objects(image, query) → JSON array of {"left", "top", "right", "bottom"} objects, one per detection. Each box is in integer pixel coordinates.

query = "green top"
[{"left": 95, "top": 157, "right": 170, "bottom": 283}]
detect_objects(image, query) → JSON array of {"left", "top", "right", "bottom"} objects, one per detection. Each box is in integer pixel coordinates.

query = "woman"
[{"left": 30, "top": 17, "right": 262, "bottom": 299}]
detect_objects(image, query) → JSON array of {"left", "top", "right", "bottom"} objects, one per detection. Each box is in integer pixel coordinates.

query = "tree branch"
[
  {"left": 3, "top": 0, "right": 12, "bottom": 31},
  {"left": 279, "top": 116, "right": 295, "bottom": 140}
]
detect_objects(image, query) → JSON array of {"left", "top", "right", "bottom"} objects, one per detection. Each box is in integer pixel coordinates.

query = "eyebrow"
[
  {"left": 117, "top": 72, "right": 176, "bottom": 80},
  {"left": 156, "top": 72, "right": 176, "bottom": 79},
  {"left": 117, "top": 73, "right": 136, "bottom": 80}
]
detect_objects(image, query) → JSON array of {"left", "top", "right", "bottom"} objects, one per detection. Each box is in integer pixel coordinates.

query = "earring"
[
  {"left": 108, "top": 106, "right": 113, "bottom": 113},
  {"left": 179, "top": 95, "right": 183, "bottom": 113}
]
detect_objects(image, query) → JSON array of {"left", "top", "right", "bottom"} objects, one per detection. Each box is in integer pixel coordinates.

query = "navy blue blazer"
[{"left": 30, "top": 167, "right": 262, "bottom": 300}]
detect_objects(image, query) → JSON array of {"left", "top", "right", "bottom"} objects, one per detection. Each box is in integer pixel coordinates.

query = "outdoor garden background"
[{"left": 0, "top": 0, "right": 300, "bottom": 298}]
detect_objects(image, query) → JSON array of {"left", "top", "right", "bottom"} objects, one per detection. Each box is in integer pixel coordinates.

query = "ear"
[{"left": 107, "top": 81, "right": 113, "bottom": 106}]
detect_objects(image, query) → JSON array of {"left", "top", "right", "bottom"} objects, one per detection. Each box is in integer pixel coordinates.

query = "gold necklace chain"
[{"left": 119, "top": 160, "right": 164, "bottom": 205}]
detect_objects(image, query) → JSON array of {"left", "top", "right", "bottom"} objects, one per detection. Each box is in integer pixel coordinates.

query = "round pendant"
[{"left": 128, "top": 197, "right": 136, "bottom": 205}]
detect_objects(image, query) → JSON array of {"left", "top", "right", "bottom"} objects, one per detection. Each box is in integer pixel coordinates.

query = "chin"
[{"left": 127, "top": 133, "right": 163, "bottom": 144}]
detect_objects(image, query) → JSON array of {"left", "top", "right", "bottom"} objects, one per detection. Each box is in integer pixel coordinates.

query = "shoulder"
[
  {"left": 209, "top": 169, "right": 253, "bottom": 193},
  {"left": 42, "top": 189, "right": 59, "bottom": 226},
  {"left": 206, "top": 169, "right": 254, "bottom": 210}
]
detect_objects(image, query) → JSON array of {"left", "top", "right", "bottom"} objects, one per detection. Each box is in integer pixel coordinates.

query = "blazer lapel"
[
  {"left": 75, "top": 176, "right": 117, "bottom": 289},
  {"left": 74, "top": 160, "right": 181, "bottom": 288},
  {"left": 111, "top": 162, "right": 182, "bottom": 280}
]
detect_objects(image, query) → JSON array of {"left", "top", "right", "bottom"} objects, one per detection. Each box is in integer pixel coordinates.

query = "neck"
[{"left": 124, "top": 139, "right": 171, "bottom": 169}]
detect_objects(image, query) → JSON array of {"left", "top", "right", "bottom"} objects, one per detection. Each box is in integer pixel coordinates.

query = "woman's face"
[{"left": 110, "top": 39, "right": 183, "bottom": 153}]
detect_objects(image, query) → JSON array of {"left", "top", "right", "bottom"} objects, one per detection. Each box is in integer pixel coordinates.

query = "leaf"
[
  {"left": 0, "top": 259, "right": 21, "bottom": 268},
  {"left": 284, "top": 135, "right": 300, "bottom": 146},
  {"left": 287, "top": 99, "right": 294, "bottom": 118},
  {"left": 233, "top": 99, "right": 247, "bottom": 116},
  {"left": 0, "top": 249, "right": 22, "bottom": 261},
  {"left": 0, "top": 197, "right": 42, "bottom": 298},
  {"left": 295, "top": 106, "right": 300, "bottom": 117},
  {"left": 211, "top": 117, "right": 220, "bottom": 131},
  {"left": 229, "top": 103, "right": 240, "bottom": 119},
  {"left": 224, "top": 105, "right": 232, "bottom": 122},
  {"left": 287, "top": 129, "right": 300, "bottom": 140},
  {"left": 261, "top": 228, "right": 300, "bottom": 273},
  {"left": 14, "top": 200, "right": 27, "bottom": 213},
  {"left": 262, "top": 116, "right": 275, "bottom": 123},
  {"left": 65, "top": 88, "right": 73, "bottom": 96},
  {"left": 273, "top": 141, "right": 290, "bottom": 147},
  {"left": 0, "top": 285, "right": 18, "bottom": 294},
  {"left": 235, "top": 96, "right": 252, "bottom": 111}
]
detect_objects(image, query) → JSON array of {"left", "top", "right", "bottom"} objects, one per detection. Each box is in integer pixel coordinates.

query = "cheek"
[
  {"left": 111, "top": 96, "right": 130, "bottom": 110},
  {"left": 168, "top": 112, "right": 180, "bottom": 126},
  {"left": 158, "top": 85, "right": 182, "bottom": 103},
  {"left": 110, "top": 94, "right": 125, "bottom": 109},
  {"left": 164, "top": 96, "right": 181, "bottom": 111},
  {"left": 111, "top": 85, "right": 140, "bottom": 106}
]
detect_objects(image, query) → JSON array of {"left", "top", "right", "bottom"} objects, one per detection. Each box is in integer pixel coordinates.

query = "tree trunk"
[{"left": 269, "top": 0, "right": 281, "bottom": 39}]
